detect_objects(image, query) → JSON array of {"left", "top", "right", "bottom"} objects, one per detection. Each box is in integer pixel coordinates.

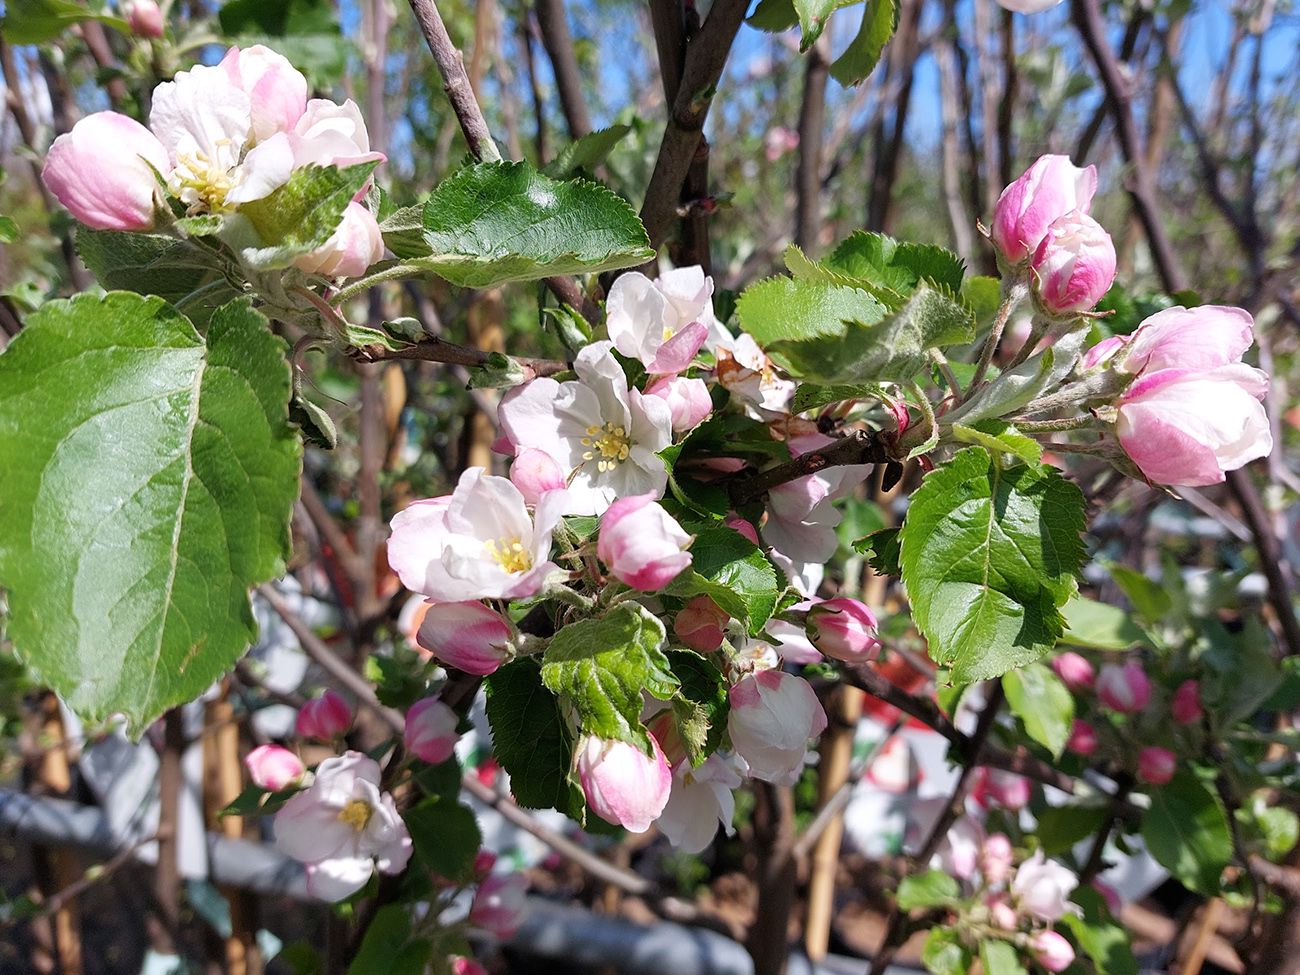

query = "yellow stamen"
[
  {"left": 338, "top": 798, "right": 373, "bottom": 833},
  {"left": 578, "top": 420, "right": 632, "bottom": 475},
  {"left": 484, "top": 536, "right": 533, "bottom": 573}
]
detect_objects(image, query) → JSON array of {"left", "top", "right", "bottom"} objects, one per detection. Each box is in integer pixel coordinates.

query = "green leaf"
[
  {"left": 896, "top": 869, "right": 959, "bottom": 910},
  {"left": 856, "top": 526, "right": 901, "bottom": 576},
  {"left": 667, "top": 650, "right": 730, "bottom": 761},
  {"left": 978, "top": 940, "right": 1027, "bottom": 975},
  {"left": 76, "top": 229, "right": 239, "bottom": 323},
  {"left": 405, "top": 797, "right": 483, "bottom": 882},
  {"left": 1061, "top": 886, "right": 1138, "bottom": 975},
  {"left": 218, "top": 0, "right": 345, "bottom": 87},
  {"left": 822, "top": 231, "right": 966, "bottom": 297},
  {"left": 1, "top": 0, "right": 125, "bottom": 43},
  {"left": 0, "top": 294, "right": 300, "bottom": 733},
  {"left": 542, "top": 124, "right": 633, "bottom": 177},
  {"left": 735, "top": 276, "right": 888, "bottom": 348},
  {"left": 1060, "top": 596, "right": 1145, "bottom": 650},
  {"left": 347, "top": 904, "right": 433, "bottom": 975},
  {"left": 960, "top": 275, "right": 1002, "bottom": 328},
  {"left": 920, "top": 928, "right": 971, "bottom": 975},
  {"left": 484, "top": 660, "right": 576, "bottom": 811},
  {"left": 951, "top": 421, "right": 1042, "bottom": 466},
  {"left": 541, "top": 603, "right": 677, "bottom": 749},
  {"left": 0, "top": 215, "right": 17, "bottom": 244},
  {"left": 233, "top": 162, "right": 377, "bottom": 270},
  {"left": 829, "top": 0, "right": 898, "bottom": 85},
  {"left": 748, "top": 0, "right": 797, "bottom": 31},
  {"left": 418, "top": 161, "right": 653, "bottom": 287},
  {"left": 1141, "top": 772, "right": 1232, "bottom": 895},
  {"left": 378, "top": 203, "right": 429, "bottom": 260},
  {"left": 1035, "top": 803, "right": 1109, "bottom": 856},
  {"left": 1003, "top": 663, "right": 1074, "bottom": 757},
  {"left": 1106, "top": 563, "right": 1172, "bottom": 621},
  {"left": 792, "top": 0, "right": 857, "bottom": 48},
  {"left": 898, "top": 447, "right": 1085, "bottom": 683},
  {"left": 791, "top": 382, "right": 890, "bottom": 415},
  {"left": 667, "top": 525, "right": 782, "bottom": 634},
  {"left": 763, "top": 282, "right": 975, "bottom": 384}
]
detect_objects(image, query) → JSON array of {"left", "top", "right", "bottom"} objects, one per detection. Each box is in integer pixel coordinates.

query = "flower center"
[
  {"left": 338, "top": 798, "right": 373, "bottom": 833},
  {"left": 484, "top": 536, "right": 533, "bottom": 573},
  {"left": 171, "top": 144, "right": 237, "bottom": 212},
  {"left": 580, "top": 422, "right": 632, "bottom": 474},
  {"left": 661, "top": 326, "right": 676, "bottom": 342}
]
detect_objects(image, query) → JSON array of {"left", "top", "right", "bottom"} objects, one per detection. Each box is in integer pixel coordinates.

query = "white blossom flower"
[
  {"left": 657, "top": 752, "right": 744, "bottom": 853},
  {"left": 606, "top": 267, "right": 716, "bottom": 373}
]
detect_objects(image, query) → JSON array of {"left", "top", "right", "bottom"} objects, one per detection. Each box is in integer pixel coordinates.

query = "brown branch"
[
  {"left": 747, "top": 782, "right": 798, "bottom": 975},
  {"left": 728, "top": 429, "right": 893, "bottom": 507},
  {"left": 795, "top": 42, "right": 829, "bottom": 254},
  {"left": 534, "top": 0, "right": 592, "bottom": 139},
  {"left": 347, "top": 333, "right": 568, "bottom": 377},
  {"left": 1226, "top": 469, "right": 1300, "bottom": 657},
  {"left": 637, "top": 0, "right": 749, "bottom": 254}
]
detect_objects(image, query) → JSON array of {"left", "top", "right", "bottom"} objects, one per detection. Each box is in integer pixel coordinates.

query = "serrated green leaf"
[
  {"left": 484, "top": 659, "right": 576, "bottom": 811},
  {"left": 406, "top": 797, "right": 483, "bottom": 882},
  {"left": 378, "top": 202, "right": 429, "bottom": 259},
  {"left": 960, "top": 275, "right": 1002, "bottom": 329},
  {"left": 347, "top": 904, "right": 433, "bottom": 975},
  {"left": 290, "top": 395, "right": 338, "bottom": 450},
  {"left": 897, "top": 870, "right": 959, "bottom": 911},
  {"left": 748, "top": 0, "right": 798, "bottom": 31},
  {"left": 823, "top": 231, "right": 965, "bottom": 296},
  {"left": 978, "top": 940, "right": 1026, "bottom": 975},
  {"left": 766, "top": 281, "right": 976, "bottom": 384},
  {"left": 1141, "top": 772, "right": 1232, "bottom": 895},
  {"left": 1, "top": 0, "right": 126, "bottom": 43},
  {"left": 1061, "top": 886, "right": 1138, "bottom": 975},
  {"left": 829, "top": 0, "right": 897, "bottom": 85},
  {"left": 419, "top": 161, "right": 653, "bottom": 287},
  {"left": 76, "top": 229, "right": 239, "bottom": 323},
  {"left": 1003, "top": 663, "right": 1074, "bottom": 757},
  {"left": 898, "top": 447, "right": 1085, "bottom": 683},
  {"left": 1060, "top": 596, "right": 1145, "bottom": 650},
  {"left": 921, "top": 928, "right": 970, "bottom": 975},
  {"left": 951, "top": 421, "right": 1042, "bottom": 466},
  {"left": 792, "top": 0, "right": 858, "bottom": 48},
  {"left": 855, "top": 526, "right": 901, "bottom": 576},
  {"left": 541, "top": 603, "right": 676, "bottom": 749},
  {"left": 735, "top": 276, "right": 888, "bottom": 348},
  {"left": 0, "top": 215, "right": 17, "bottom": 244},
  {"left": 0, "top": 294, "right": 301, "bottom": 733},
  {"left": 542, "top": 124, "right": 633, "bottom": 177},
  {"left": 667, "top": 650, "right": 730, "bottom": 762},
  {"left": 235, "top": 162, "right": 377, "bottom": 270},
  {"left": 667, "top": 525, "right": 781, "bottom": 634},
  {"left": 791, "top": 381, "right": 890, "bottom": 415}
]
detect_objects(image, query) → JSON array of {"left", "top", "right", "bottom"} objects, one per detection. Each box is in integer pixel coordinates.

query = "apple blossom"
[
  {"left": 508, "top": 448, "right": 566, "bottom": 506},
  {"left": 451, "top": 958, "right": 488, "bottom": 975},
  {"left": 728, "top": 669, "right": 828, "bottom": 785},
  {"left": 1051, "top": 651, "right": 1095, "bottom": 691},
  {"left": 1032, "top": 930, "right": 1076, "bottom": 973},
  {"left": 575, "top": 734, "right": 672, "bottom": 833},
  {"left": 275, "top": 752, "right": 412, "bottom": 901},
  {"left": 294, "top": 201, "right": 385, "bottom": 278},
  {"left": 597, "top": 494, "right": 692, "bottom": 591},
  {"left": 973, "top": 767, "right": 1032, "bottom": 811},
  {"left": 991, "top": 155, "right": 1097, "bottom": 264},
  {"left": 1030, "top": 211, "right": 1116, "bottom": 316},
  {"left": 125, "top": 0, "right": 164, "bottom": 37},
  {"left": 387, "top": 468, "right": 564, "bottom": 601},
  {"left": 605, "top": 268, "right": 714, "bottom": 373},
  {"left": 1011, "top": 850, "right": 1078, "bottom": 922},
  {"left": 1118, "top": 305, "right": 1256, "bottom": 375},
  {"left": 1115, "top": 364, "right": 1270, "bottom": 487},
  {"left": 713, "top": 332, "right": 797, "bottom": 417},
  {"left": 404, "top": 697, "right": 460, "bottom": 765},
  {"left": 415, "top": 600, "right": 513, "bottom": 675},
  {"left": 766, "top": 612, "right": 823, "bottom": 665},
  {"left": 218, "top": 45, "right": 308, "bottom": 142},
  {"left": 470, "top": 872, "right": 528, "bottom": 938},
  {"left": 657, "top": 752, "right": 742, "bottom": 853},
  {"left": 645, "top": 375, "right": 713, "bottom": 431},
  {"left": 725, "top": 513, "right": 760, "bottom": 546},
  {"left": 1096, "top": 661, "right": 1151, "bottom": 714},
  {"left": 763, "top": 126, "right": 800, "bottom": 161},
  {"left": 864, "top": 735, "right": 918, "bottom": 794},
  {"left": 1082, "top": 334, "right": 1129, "bottom": 370},
  {"left": 1172, "top": 679, "right": 1203, "bottom": 725},
  {"left": 673, "top": 595, "right": 729, "bottom": 652},
  {"left": 986, "top": 893, "right": 1019, "bottom": 930},
  {"left": 244, "top": 744, "right": 304, "bottom": 791},
  {"left": 1093, "top": 879, "right": 1122, "bottom": 914},
  {"left": 498, "top": 342, "right": 673, "bottom": 515},
  {"left": 1138, "top": 746, "right": 1177, "bottom": 785},
  {"left": 296, "top": 690, "right": 352, "bottom": 740},
  {"left": 1067, "top": 719, "right": 1098, "bottom": 757},
  {"left": 806, "top": 598, "right": 880, "bottom": 663},
  {"left": 932, "top": 816, "right": 984, "bottom": 880},
  {"left": 981, "top": 833, "right": 1015, "bottom": 886},
  {"left": 42, "top": 113, "right": 169, "bottom": 231}
]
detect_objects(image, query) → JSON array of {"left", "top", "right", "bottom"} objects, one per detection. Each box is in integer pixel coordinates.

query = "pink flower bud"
[
  {"left": 673, "top": 595, "right": 729, "bottom": 652},
  {"left": 1032, "top": 930, "right": 1076, "bottom": 973},
  {"left": 986, "top": 893, "right": 1019, "bottom": 930},
  {"left": 991, "top": 154, "right": 1098, "bottom": 264},
  {"left": 989, "top": 770, "right": 1032, "bottom": 811},
  {"left": 1092, "top": 878, "right": 1122, "bottom": 914},
  {"left": 1137, "top": 746, "right": 1176, "bottom": 785},
  {"left": 1012, "top": 851, "right": 1078, "bottom": 922},
  {"left": 1030, "top": 211, "right": 1116, "bottom": 316},
  {"left": 864, "top": 735, "right": 918, "bottom": 794},
  {"left": 597, "top": 494, "right": 692, "bottom": 591},
  {"left": 218, "top": 44, "right": 309, "bottom": 141},
  {"left": 295, "top": 690, "right": 352, "bottom": 740},
  {"left": 294, "top": 201, "right": 385, "bottom": 279},
  {"left": 1171, "top": 679, "right": 1203, "bottom": 725},
  {"left": 473, "top": 849, "right": 498, "bottom": 877},
  {"left": 451, "top": 958, "right": 488, "bottom": 975},
  {"left": 1052, "top": 652, "right": 1096, "bottom": 692},
  {"left": 509, "top": 448, "right": 566, "bottom": 505},
  {"left": 1096, "top": 662, "right": 1152, "bottom": 714},
  {"left": 42, "top": 112, "right": 169, "bottom": 231},
  {"left": 644, "top": 710, "right": 689, "bottom": 769},
  {"left": 575, "top": 734, "right": 672, "bottom": 833},
  {"left": 404, "top": 697, "right": 460, "bottom": 765},
  {"left": 725, "top": 513, "right": 760, "bottom": 546},
  {"left": 981, "top": 833, "right": 1015, "bottom": 886},
  {"left": 416, "top": 601, "right": 513, "bottom": 675},
  {"left": 470, "top": 872, "right": 528, "bottom": 938},
  {"left": 728, "top": 670, "right": 828, "bottom": 786},
  {"left": 125, "top": 0, "right": 164, "bottom": 37},
  {"left": 645, "top": 376, "right": 713, "bottom": 432},
  {"left": 1082, "top": 333, "right": 1130, "bottom": 370},
  {"left": 806, "top": 598, "right": 881, "bottom": 663},
  {"left": 244, "top": 744, "right": 304, "bottom": 791},
  {"left": 1067, "top": 719, "right": 1098, "bottom": 757}
]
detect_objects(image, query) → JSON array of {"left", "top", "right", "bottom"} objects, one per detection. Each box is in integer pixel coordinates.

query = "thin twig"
[{"left": 729, "top": 429, "right": 893, "bottom": 507}]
